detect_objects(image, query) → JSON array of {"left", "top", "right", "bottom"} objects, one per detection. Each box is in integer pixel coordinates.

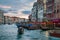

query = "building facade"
[
  {"left": 4, "top": 16, "right": 13, "bottom": 24},
  {"left": 43, "top": 0, "right": 60, "bottom": 21},
  {"left": 54, "top": 0, "right": 60, "bottom": 19},
  {"left": 31, "top": 2, "right": 38, "bottom": 22},
  {"left": 29, "top": 14, "right": 32, "bottom": 22},
  {"left": 30, "top": 0, "right": 44, "bottom": 22},
  {"left": 29, "top": 0, "right": 60, "bottom": 22},
  {"left": 4, "top": 15, "right": 28, "bottom": 24},
  {"left": 43, "top": 0, "right": 55, "bottom": 21},
  {"left": 37, "top": 0, "right": 44, "bottom": 22},
  {"left": 0, "top": 10, "right": 4, "bottom": 24},
  {"left": 18, "top": 18, "right": 25, "bottom": 23}
]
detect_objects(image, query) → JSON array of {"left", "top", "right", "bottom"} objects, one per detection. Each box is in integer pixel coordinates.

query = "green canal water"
[{"left": 0, "top": 24, "right": 60, "bottom": 40}]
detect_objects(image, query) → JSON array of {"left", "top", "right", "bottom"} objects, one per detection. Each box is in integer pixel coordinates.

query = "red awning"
[{"left": 51, "top": 19, "right": 60, "bottom": 23}]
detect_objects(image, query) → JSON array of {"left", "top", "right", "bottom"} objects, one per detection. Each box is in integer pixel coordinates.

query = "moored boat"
[{"left": 49, "top": 30, "right": 60, "bottom": 38}]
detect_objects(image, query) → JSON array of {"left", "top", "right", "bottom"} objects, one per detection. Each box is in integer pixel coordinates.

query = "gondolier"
[{"left": 16, "top": 22, "right": 24, "bottom": 34}]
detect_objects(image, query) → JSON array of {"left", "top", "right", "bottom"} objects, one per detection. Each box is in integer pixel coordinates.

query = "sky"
[{"left": 0, "top": 0, "right": 36, "bottom": 19}]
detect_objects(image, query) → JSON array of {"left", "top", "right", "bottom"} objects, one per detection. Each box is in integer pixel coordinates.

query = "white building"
[
  {"left": 31, "top": 2, "right": 38, "bottom": 22},
  {"left": 18, "top": 18, "right": 25, "bottom": 23},
  {"left": 4, "top": 16, "right": 13, "bottom": 24},
  {"left": 24, "top": 19, "right": 29, "bottom": 22},
  {"left": 37, "top": 3, "right": 44, "bottom": 22},
  {"left": 31, "top": 1, "right": 44, "bottom": 22}
]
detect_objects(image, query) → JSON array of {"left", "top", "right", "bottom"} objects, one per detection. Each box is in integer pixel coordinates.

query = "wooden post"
[{"left": 54, "top": 23, "right": 55, "bottom": 29}]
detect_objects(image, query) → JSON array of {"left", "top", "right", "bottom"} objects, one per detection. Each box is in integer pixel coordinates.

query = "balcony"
[
  {"left": 46, "top": 11, "right": 53, "bottom": 14},
  {"left": 46, "top": 9, "right": 53, "bottom": 13},
  {"left": 47, "top": 4, "right": 53, "bottom": 7},
  {"left": 46, "top": 0, "right": 54, "bottom": 3},
  {"left": 46, "top": 0, "right": 54, "bottom": 7}
]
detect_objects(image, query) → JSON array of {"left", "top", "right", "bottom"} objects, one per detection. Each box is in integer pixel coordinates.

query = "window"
[
  {"left": 57, "top": 9, "right": 59, "bottom": 13},
  {"left": 54, "top": 10, "right": 56, "bottom": 13}
]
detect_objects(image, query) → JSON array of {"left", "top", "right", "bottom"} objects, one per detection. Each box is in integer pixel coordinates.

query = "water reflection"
[
  {"left": 0, "top": 24, "right": 60, "bottom": 40},
  {"left": 17, "top": 33, "right": 23, "bottom": 39},
  {"left": 49, "top": 37, "right": 60, "bottom": 40}
]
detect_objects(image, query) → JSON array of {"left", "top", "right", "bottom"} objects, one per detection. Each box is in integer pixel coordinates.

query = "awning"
[{"left": 51, "top": 19, "right": 60, "bottom": 23}]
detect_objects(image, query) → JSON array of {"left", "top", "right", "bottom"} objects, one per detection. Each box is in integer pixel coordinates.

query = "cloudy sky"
[{"left": 0, "top": 0, "right": 36, "bottom": 19}]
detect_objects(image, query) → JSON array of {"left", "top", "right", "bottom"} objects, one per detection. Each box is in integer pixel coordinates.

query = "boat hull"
[{"left": 50, "top": 32, "right": 60, "bottom": 38}]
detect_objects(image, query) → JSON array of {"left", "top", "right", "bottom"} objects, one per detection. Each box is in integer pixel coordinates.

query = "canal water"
[{"left": 0, "top": 24, "right": 60, "bottom": 40}]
